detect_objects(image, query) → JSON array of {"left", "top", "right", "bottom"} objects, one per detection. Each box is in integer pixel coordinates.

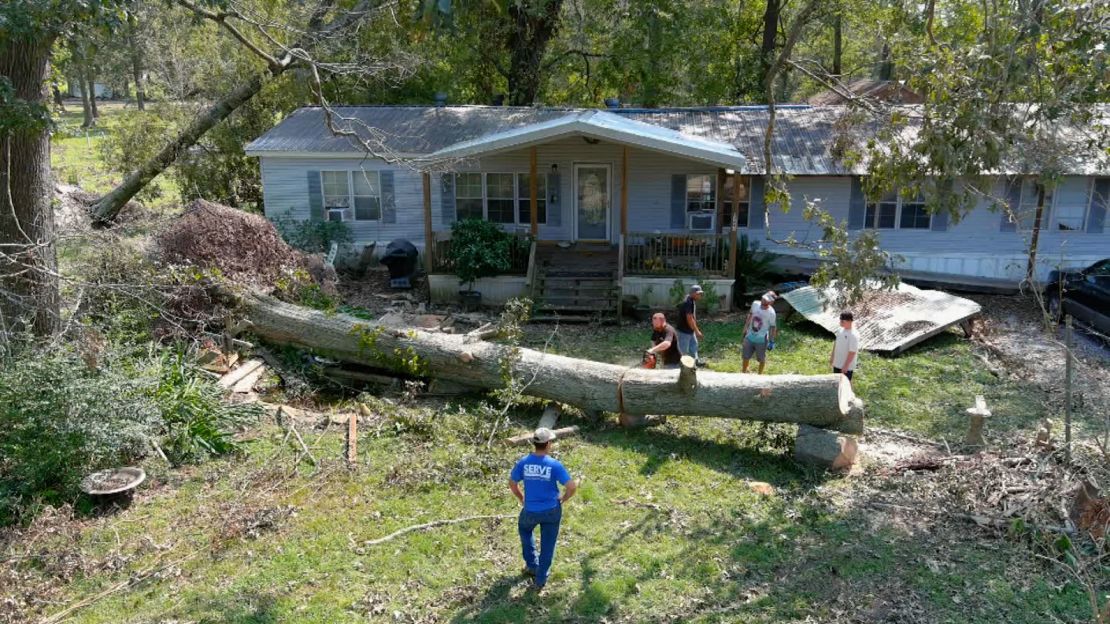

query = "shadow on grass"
[{"left": 174, "top": 590, "right": 282, "bottom": 623}]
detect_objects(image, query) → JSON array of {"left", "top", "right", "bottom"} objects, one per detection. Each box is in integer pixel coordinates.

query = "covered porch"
[{"left": 417, "top": 110, "right": 750, "bottom": 312}]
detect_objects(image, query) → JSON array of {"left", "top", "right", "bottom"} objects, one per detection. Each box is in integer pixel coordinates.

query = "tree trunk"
[
  {"left": 759, "top": 0, "right": 782, "bottom": 92},
  {"left": 505, "top": 0, "right": 564, "bottom": 106},
  {"left": 91, "top": 71, "right": 268, "bottom": 222},
  {"left": 832, "top": 13, "right": 842, "bottom": 76},
  {"left": 83, "top": 48, "right": 99, "bottom": 119},
  {"left": 240, "top": 295, "right": 865, "bottom": 433},
  {"left": 0, "top": 32, "right": 62, "bottom": 341},
  {"left": 128, "top": 13, "right": 146, "bottom": 111},
  {"left": 77, "top": 53, "right": 95, "bottom": 128},
  {"left": 51, "top": 83, "right": 66, "bottom": 111}
]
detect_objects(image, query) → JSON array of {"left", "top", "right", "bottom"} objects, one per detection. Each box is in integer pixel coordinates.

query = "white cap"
[{"left": 532, "top": 427, "right": 557, "bottom": 444}]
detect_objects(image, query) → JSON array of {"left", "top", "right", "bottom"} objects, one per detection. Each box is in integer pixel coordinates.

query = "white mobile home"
[{"left": 245, "top": 105, "right": 1109, "bottom": 308}]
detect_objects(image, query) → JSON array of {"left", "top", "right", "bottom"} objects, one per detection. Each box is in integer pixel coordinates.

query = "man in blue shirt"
[{"left": 509, "top": 427, "right": 578, "bottom": 591}]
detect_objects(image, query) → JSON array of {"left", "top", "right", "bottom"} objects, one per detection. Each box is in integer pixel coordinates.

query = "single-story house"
[{"left": 244, "top": 104, "right": 1109, "bottom": 311}]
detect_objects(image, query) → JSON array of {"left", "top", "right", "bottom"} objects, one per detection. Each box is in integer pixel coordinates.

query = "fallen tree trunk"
[{"left": 241, "top": 295, "right": 864, "bottom": 433}]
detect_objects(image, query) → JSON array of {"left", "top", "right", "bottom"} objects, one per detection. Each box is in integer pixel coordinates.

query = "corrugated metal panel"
[
  {"left": 780, "top": 282, "right": 982, "bottom": 354},
  {"left": 245, "top": 105, "right": 1110, "bottom": 176}
]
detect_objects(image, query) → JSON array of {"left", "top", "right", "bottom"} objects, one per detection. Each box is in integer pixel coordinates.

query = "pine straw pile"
[{"left": 155, "top": 200, "right": 306, "bottom": 288}]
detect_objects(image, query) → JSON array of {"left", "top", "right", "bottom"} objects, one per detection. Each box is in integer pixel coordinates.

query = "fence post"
[{"left": 1064, "top": 315, "right": 1073, "bottom": 464}]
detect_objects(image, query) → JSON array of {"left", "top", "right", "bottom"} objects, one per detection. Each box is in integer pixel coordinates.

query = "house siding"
[{"left": 258, "top": 150, "right": 1107, "bottom": 284}]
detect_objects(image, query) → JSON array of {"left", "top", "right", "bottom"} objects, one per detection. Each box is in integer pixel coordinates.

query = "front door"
[{"left": 574, "top": 164, "right": 611, "bottom": 241}]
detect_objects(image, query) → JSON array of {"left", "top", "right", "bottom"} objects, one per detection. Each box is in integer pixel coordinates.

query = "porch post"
[
  {"left": 422, "top": 172, "right": 434, "bottom": 274},
  {"left": 728, "top": 172, "right": 741, "bottom": 279},
  {"left": 529, "top": 147, "right": 539, "bottom": 237},
  {"left": 620, "top": 146, "right": 628, "bottom": 236},
  {"left": 715, "top": 168, "right": 726, "bottom": 234}
]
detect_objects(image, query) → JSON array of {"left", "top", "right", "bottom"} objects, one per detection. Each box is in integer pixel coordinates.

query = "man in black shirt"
[
  {"left": 675, "top": 284, "right": 704, "bottom": 364},
  {"left": 647, "top": 312, "right": 682, "bottom": 369}
]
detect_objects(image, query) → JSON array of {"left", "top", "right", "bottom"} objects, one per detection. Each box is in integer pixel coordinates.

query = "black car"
[{"left": 1045, "top": 259, "right": 1110, "bottom": 336}]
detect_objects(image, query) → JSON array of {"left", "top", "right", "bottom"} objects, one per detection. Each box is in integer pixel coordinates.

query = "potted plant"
[{"left": 447, "top": 219, "right": 512, "bottom": 311}]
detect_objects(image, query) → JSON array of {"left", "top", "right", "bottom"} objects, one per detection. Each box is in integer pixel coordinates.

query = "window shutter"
[
  {"left": 848, "top": 177, "right": 865, "bottom": 230},
  {"left": 671, "top": 174, "right": 686, "bottom": 228},
  {"left": 546, "top": 172, "right": 561, "bottom": 227},
  {"left": 307, "top": 170, "right": 323, "bottom": 222},
  {"left": 380, "top": 171, "right": 396, "bottom": 223},
  {"left": 1086, "top": 177, "right": 1108, "bottom": 234},
  {"left": 1000, "top": 177, "right": 1021, "bottom": 232},
  {"left": 440, "top": 173, "right": 455, "bottom": 225},
  {"left": 931, "top": 208, "right": 949, "bottom": 231},
  {"left": 749, "top": 176, "right": 765, "bottom": 230}
]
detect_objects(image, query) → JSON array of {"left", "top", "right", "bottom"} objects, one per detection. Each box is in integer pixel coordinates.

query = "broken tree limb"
[
  {"left": 240, "top": 294, "right": 864, "bottom": 433},
  {"left": 362, "top": 514, "right": 513, "bottom": 546},
  {"left": 537, "top": 404, "right": 561, "bottom": 430}
]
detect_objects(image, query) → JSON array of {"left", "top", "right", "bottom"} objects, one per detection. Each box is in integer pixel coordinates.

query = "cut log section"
[{"left": 240, "top": 295, "right": 864, "bottom": 433}]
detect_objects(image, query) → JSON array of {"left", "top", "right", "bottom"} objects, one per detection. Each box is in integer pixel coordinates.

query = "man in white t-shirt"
[
  {"left": 741, "top": 292, "right": 778, "bottom": 374},
  {"left": 829, "top": 310, "right": 860, "bottom": 382}
]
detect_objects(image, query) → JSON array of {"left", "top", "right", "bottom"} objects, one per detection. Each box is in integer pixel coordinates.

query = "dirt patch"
[{"left": 965, "top": 293, "right": 1109, "bottom": 419}]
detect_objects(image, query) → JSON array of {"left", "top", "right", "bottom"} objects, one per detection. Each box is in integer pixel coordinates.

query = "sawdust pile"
[{"left": 155, "top": 199, "right": 329, "bottom": 290}]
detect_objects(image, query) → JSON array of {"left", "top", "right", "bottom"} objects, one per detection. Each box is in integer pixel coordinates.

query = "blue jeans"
[
  {"left": 518, "top": 504, "right": 562, "bottom": 587},
  {"left": 676, "top": 331, "right": 698, "bottom": 360}
]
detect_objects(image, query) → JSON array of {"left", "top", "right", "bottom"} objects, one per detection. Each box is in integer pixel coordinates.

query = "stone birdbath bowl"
[{"left": 80, "top": 467, "right": 146, "bottom": 498}]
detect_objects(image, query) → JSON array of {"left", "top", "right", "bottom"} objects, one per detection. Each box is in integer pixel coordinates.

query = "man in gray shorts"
[{"left": 742, "top": 292, "right": 778, "bottom": 374}]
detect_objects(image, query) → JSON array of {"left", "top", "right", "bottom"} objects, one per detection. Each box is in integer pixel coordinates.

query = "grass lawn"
[{"left": 14, "top": 313, "right": 1104, "bottom": 623}]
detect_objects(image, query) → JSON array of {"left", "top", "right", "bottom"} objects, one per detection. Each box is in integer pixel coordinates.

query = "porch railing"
[
  {"left": 623, "top": 231, "right": 732, "bottom": 277},
  {"left": 430, "top": 231, "right": 531, "bottom": 275}
]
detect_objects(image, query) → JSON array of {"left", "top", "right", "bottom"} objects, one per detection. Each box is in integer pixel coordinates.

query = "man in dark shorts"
[{"left": 647, "top": 312, "right": 682, "bottom": 369}]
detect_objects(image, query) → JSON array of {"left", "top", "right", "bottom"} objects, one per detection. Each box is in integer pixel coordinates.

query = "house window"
[
  {"left": 721, "top": 176, "right": 750, "bottom": 228},
  {"left": 866, "top": 190, "right": 928, "bottom": 229},
  {"left": 455, "top": 173, "right": 484, "bottom": 221},
  {"left": 352, "top": 170, "right": 381, "bottom": 221},
  {"left": 321, "top": 171, "right": 382, "bottom": 221},
  {"left": 686, "top": 174, "right": 716, "bottom": 212},
  {"left": 486, "top": 173, "right": 516, "bottom": 223},
  {"left": 899, "top": 197, "right": 930, "bottom": 229},
  {"left": 517, "top": 173, "right": 547, "bottom": 225},
  {"left": 1008, "top": 178, "right": 1055, "bottom": 230},
  {"left": 321, "top": 171, "right": 352, "bottom": 221},
  {"left": 1053, "top": 181, "right": 1088, "bottom": 231}
]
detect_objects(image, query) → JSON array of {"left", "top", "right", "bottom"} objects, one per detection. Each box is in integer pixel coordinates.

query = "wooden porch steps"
[{"left": 531, "top": 245, "right": 620, "bottom": 319}]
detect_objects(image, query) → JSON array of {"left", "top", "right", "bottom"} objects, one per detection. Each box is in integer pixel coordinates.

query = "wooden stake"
[
  {"left": 1065, "top": 315, "right": 1073, "bottom": 464},
  {"left": 346, "top": 408, "right": 359, "bottom": 465}
]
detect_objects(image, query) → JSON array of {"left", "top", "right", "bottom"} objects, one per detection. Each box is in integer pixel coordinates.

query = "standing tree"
[{"left": 0, "top": 0, "right": 130, "bottom": 342}]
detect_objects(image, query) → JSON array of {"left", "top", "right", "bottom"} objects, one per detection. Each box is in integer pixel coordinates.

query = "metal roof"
[
  {"left": 244, "top": 104, "right": 1110, "bottom": 176},
  {"left": 780, "top": 282, "right": 982, "bottom": 354},
  {"left": 427, "top": 110, "right": 748, "bottom": 169}
]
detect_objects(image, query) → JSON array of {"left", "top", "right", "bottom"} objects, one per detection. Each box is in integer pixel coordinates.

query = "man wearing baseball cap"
[
  {"left": 742, "top": 291, "right": 778, "bottom": 374},
  {"left": 509, "top": 426, "right": 578, "bottom": 591},
  {"left": 675, "top": 284, "right": 705, "bottom": 365}
]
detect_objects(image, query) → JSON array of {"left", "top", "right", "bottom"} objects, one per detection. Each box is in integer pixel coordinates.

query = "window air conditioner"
[{"left": 686, "top": 211, "right": 715, "bottom": 232}]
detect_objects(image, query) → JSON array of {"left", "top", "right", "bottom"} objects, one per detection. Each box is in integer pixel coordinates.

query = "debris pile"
[{"left": 155, "top": 199, "right": 335, "bottom": 293}]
